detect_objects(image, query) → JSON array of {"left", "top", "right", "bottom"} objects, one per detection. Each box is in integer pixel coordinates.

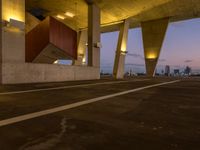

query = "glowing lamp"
[
  {"left": 65, "top": 12, "right": 75, "bottom": 18},
  {"left": 82, "top": 57, "right": 86, "bottom": 65},
  {"left": 54, "top": 60, "right": 59, "bottom": 64},
  {"left": 56, "top": 15, "right": 66, "bottom": 20},
  {"left": 9, "top": 18, "right": 25, "bottom": 30},
  {"left": 146, "top": 53, "right": 157, "bottom": 59},
  {"left": 121, "top": 50, "right": 128, "bottom": 55}
]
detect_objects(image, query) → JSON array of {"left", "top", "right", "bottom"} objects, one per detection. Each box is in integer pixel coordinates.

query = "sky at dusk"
[{"left": 100, "top": 18, "right": 200, "bottom": 73}]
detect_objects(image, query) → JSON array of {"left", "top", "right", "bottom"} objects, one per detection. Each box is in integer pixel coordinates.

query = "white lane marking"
[
  {"left": 0, "top": 79, "right": 149, "bottom": 95},
  {"left": 0, "top": 80, "right": 180, "bottom": 127}
]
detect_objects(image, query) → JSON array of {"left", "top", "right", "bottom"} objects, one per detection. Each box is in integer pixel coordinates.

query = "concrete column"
[
  {"left": 113, "top": 19, "right": 130, "bottom": 79},
  {"left": 141, "top": 17, "right": 169, "bottom": 77},
  {"left": 87, "top": 2, "right": 101, "bottom": 67},
  {"left": 0, "top": 0, "right": 2, "bottom": 83},
  {"left": 0, "top": 0, "right": 25, "bottom": 83},
  {"left": 73, "top": 30, "right": 88, "bottom": 66}
]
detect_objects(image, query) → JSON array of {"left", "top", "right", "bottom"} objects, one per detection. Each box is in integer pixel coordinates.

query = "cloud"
[
  {"left": 127, "top": 53, "right": 144, "bottom": 59},
  {"left": 184, "top": 60, "right": 193, "bottom": 63}
]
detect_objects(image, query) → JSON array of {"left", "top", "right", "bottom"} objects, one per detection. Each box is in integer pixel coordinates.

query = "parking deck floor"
[{"left": 0, "top": 77, "right": 200, "bottom": 150}]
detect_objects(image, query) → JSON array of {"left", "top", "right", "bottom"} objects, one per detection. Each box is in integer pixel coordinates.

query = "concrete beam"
[
  {"left": 87, "top": 3, "right": 100, "bottom": 67},
  {"left": 73, "top": 30, "right": 88, "bottom": 66},
  {"left": 141, "top": 17, "right": 169, "bottom": 77},
  {"left": 113, "top": 20, "right": 130, "bottom": 79}
]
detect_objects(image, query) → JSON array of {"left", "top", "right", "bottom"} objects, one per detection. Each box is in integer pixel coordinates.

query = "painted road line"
[
  {"left": 0, "top": 80, "right": 180, "bottom": 127},
  {"left": 0, "top": 79, "right": 150, "bottom": 95}
]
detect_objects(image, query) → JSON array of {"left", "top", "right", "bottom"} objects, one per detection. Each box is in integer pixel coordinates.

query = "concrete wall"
[
  {"left": 2, "top": 27, "right": 25, "bottom": 63},
  {"left": 1, "top": 63, "right": 100, "bottom": 84}
]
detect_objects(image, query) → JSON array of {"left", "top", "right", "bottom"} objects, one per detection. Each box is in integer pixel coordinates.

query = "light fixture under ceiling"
[
  {"left": 65, "top": 12, "right": 75, "bottom": 18},
  {"left": 56, "top": 15, "right": 66, "bottom": 20}
]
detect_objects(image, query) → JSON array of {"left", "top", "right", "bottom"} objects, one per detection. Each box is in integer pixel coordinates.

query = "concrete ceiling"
[{"left": 26, "top": 0, "right": 200, "bottom": 32}]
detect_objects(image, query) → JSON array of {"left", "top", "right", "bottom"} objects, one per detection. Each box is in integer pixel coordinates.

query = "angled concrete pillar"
[
  {"left": 113, "top": 19, "right": 130, "bottom": 79},
  {"left": 87, "top": 2, "right": 101, "bottom": 67},
  {"left": 0, "top": 0, "right": 25, "bottom": 84},
  {"left": 73, "top": 30, "right": 88, "bottom": 66},
  {"left": 141, "top": 18, "right": 169, "bottom": 77}
]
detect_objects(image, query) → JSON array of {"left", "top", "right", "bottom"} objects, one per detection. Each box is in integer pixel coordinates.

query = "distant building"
[
  {"left": 184, "top": 66, "right": 191, "bottom": 75},
  {"left": 165, "top": 65, "right": 170, "bottom": 76},
  {"left": 174, "top": 69, "right": 180, "bottom": 75}
]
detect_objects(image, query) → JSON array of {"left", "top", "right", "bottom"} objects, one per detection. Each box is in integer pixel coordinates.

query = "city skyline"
[{"left": 101, "top": 18, "right": 200, "bottom": 73}]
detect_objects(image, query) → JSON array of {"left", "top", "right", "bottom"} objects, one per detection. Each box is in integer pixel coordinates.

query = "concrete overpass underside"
[
  {"left": 26, "top": 0, "right": 200, "bottom": 32},
  {"left": 0, "top": 0, "right": 200, "bottom": 84}
]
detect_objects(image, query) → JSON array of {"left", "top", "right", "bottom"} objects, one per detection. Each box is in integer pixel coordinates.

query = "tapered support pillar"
[
  {"left": 87, "top": 2, "right": 101, "bottom": 67},
  {"left": 73, "top": 30, "right": 88, "bottom": 66},
  {"left": 141, "top": 18, "right": 169, "bottom": 77},
  {"left": 0, "top": 0, "right": 25, "bottom": 84},
  {"left": 113, "top": 20, "right": 130, "bottom": 79}
]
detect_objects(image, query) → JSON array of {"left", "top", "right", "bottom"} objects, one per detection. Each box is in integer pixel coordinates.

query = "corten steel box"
[{"left": 25, "top": 17, "right": 77, "bottom": 62}]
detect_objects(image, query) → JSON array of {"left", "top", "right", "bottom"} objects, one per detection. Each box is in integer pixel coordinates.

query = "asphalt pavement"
[{"left": 0, "top": 77, "right": 199, "bottom": 150}]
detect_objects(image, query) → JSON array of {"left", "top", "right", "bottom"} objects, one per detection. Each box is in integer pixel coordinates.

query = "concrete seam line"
[
  {"left": 0, "top": 79, "right": 150, "bottom": 95},
  {"left": 0, "top": 80, "right": 180, "bottom": 127}
]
